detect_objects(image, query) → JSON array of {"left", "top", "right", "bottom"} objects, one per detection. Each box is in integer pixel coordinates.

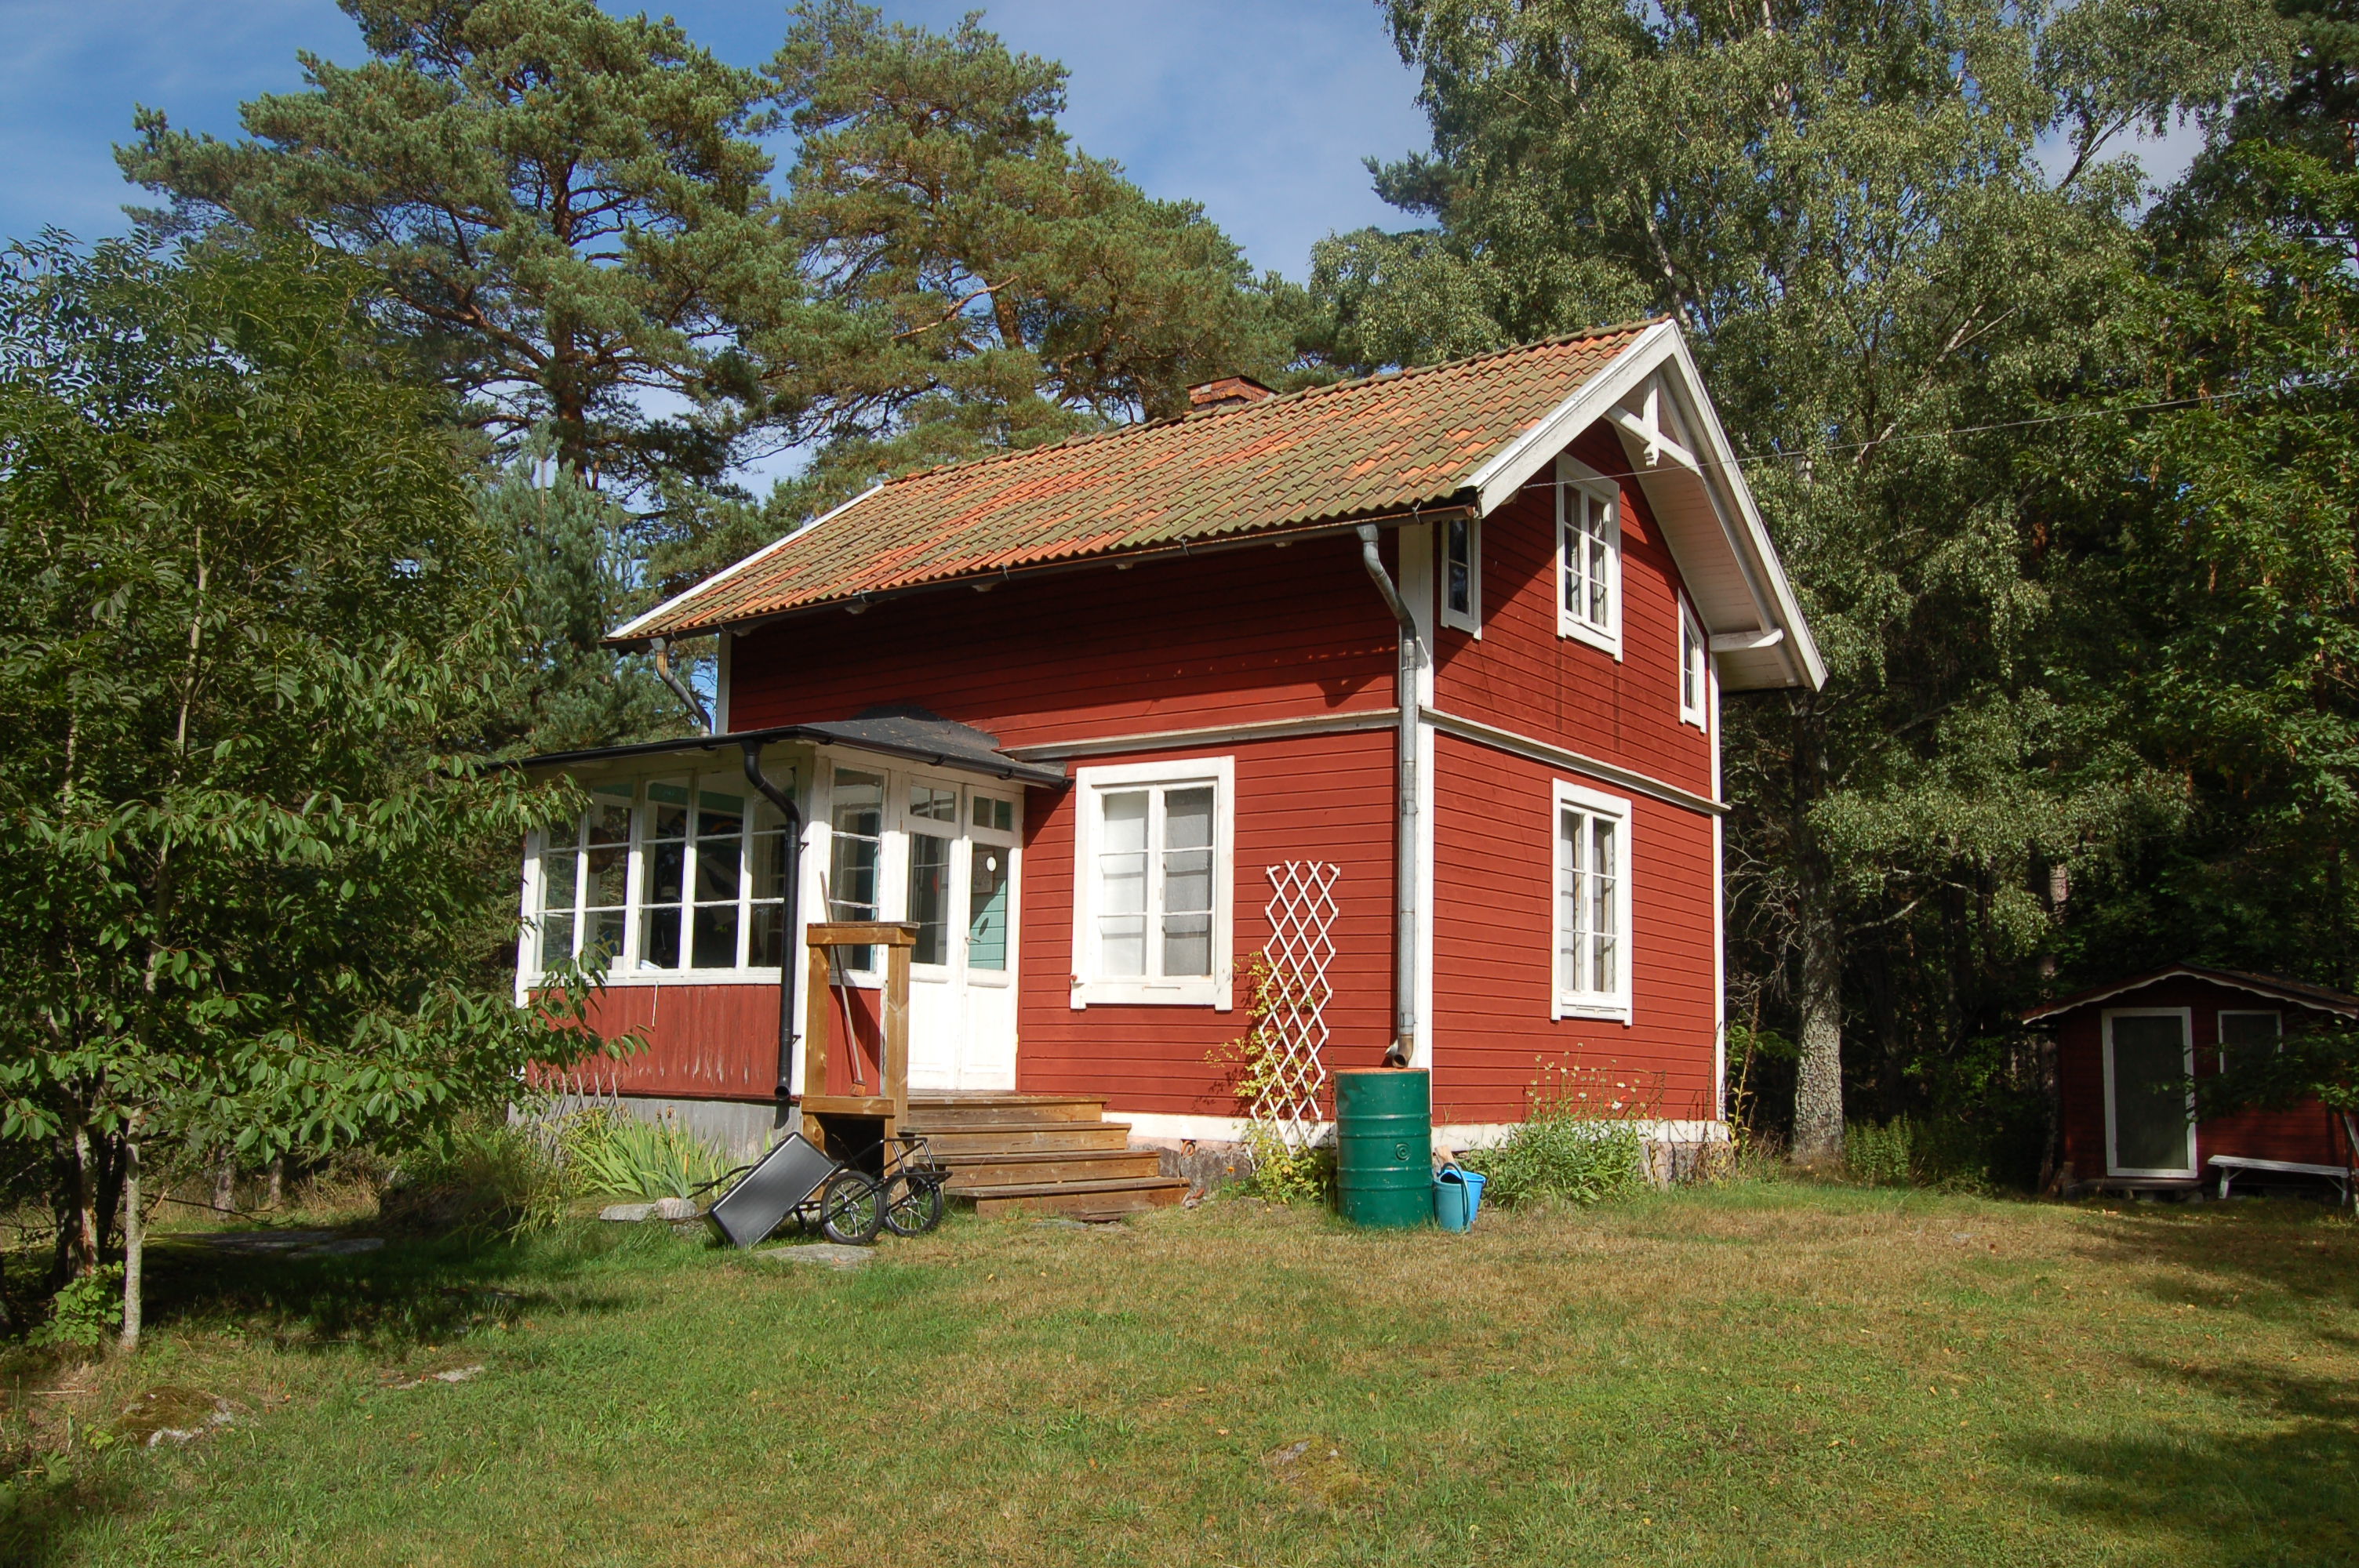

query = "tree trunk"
[
  {"left": 1793, "top": 889, "right": 1846, "bottom": 1168},
  {"left": 69, "top": 1119, "right": 100, "bottom": 1277},
  {"left": 213, "top": 1147, "right": 237, "bottom": 1214},
  {"left": 119, "top": 1138, "right": 143, "bottom": 1354},
  {"left": 267, "top": 1156, "right": 285, "bottom": 1210}
]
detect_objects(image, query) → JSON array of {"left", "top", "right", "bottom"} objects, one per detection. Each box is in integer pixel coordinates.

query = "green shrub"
[
  {"left": 1845, "top": 1117, "right": 1920, "bottom": 1187},
  {"left": 1239, "top": 1124, "right": 1332, "bottom": 1206},
  {"left": 1462, "top": 1116, "right": 1645, "bottom": 1207},
  {"left": 380, "top": 1119, "right": 570, "bottom": 1236},
  {"left": 563, "top": 1109, "right": 729, "bottom": 1200},
  {"left": 30, "top": 1266, "right": 122, "bottom": 1349},
  {"left": 1460, "top": 1058, "right": 1651, "bottom": 1207}
]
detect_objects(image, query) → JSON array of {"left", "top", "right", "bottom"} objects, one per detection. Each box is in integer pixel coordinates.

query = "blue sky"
[{"left": 0, "top": 0, "right": 1432, "bottom": 280}]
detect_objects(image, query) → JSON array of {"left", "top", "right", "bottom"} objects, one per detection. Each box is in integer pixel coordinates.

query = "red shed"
[
  {"left": 2025, "top": 966, "right": 2359, "bottom": 1200},
  {"left": 518, "top": 321, "right": 1825, "bottom": 1211}
]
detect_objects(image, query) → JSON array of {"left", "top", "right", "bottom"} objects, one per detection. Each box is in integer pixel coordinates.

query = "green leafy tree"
[
  {"left": 1322, "top": 0, "right": 2277, "bottom": 1162},
  {"left": 115, "top": 0, "right": 794, "bottom": 495},
  {"left": 2049, "top": 0, "right": 2359, "bottom": 989},
  {"left": 0, "top": 236, "right": 609, "bottom": 1348}
]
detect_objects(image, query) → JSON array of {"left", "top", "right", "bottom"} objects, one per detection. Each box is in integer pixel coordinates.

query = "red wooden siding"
[
  {"left": 573, "top": 984, "right": 783, "bottom": 1101},
  {"left": 1016, "top": 730, "right": 1398, "bottom": 1116},
  {"left": 1432, "top": 423, "right": 1713, "bottom": 803},
  {"left": 2055, "top": 975, "right": 2354, "bottom": 1178},
  {"left": 728, "top": 533, "right": 1397, "bottom": 750},
  {"left": 1430, "top": 731, "right": 1719, "bottom": 1127}
]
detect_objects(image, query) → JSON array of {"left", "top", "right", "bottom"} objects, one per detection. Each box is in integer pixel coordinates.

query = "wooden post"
[{"left": 798, "top": 921, "right": 919, "bottom": 1167}]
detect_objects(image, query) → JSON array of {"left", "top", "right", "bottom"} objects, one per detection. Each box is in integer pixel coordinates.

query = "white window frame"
[
  {"left": 1555, "top": 455, "right": 1623, "bottom": 659},
  {"left": 519, "top": 768, "right": 799, "bottom": 987},
  {"left": 2216, "top": 1009, "right": 2282, "bottom": 1073},
  {"left": 1070, "top": 756, "right": 1235, "bottom": 1010},
  {"left": 1678, "top": 596, "right": 1709, "bottom": 731},
  {"left": 1440, "top": 513, "right": 1482, "bottom": 636},
  {"left": 2101, "top": 1007, "right": 2198, "bottom": 1178},
  {"left": 1550, "top": 779, "right": 1633, "bottom": 1023}
]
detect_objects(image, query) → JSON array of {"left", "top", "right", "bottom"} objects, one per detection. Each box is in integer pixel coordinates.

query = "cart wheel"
[
  {"left": 882, "top": 1171, "right": 946, "bottom": 1237},
  {"left": 818, "top": 1169, "right": 884, "bottom": 1245}
]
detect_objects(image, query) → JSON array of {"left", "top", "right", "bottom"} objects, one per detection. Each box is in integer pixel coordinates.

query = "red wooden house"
[
  {"left": 518, "top": 321, "right": 1824, "bottom": 1210},
  {"left": 2024, "top": 966, "right": 2359, "bottom": 1200}
]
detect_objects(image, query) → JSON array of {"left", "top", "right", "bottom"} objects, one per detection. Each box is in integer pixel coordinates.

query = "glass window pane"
[
  {"left": 911, "top": 785, "right": 958, "bottom": 822},
  {"left": 696, "top": 788, "right": 743, "bottom": 840},
  {"left": 1558, "top": 809, "right": 1579, "bottom": 994},
  {"left": 1162, "top": 912, "right": 1212, "bottom": 978},
  {"left": 1446, "top": 517, "right": 1472, "bottom": 615},
  {"left": 1165, "top": 787, "right": 1214, "bottom": 851},
  {"left": 538, "top": 913, "right": 575, "bottom": 970},
  {"left": 973, "top": 795, "right": 1014, "bottom": 833},
  {"left": 691, "top": 905, "right": 740, "bottom": 969},
  {"left": 587, "top": 909, "right": 627, "bottom": 966},
  {"left": 588, "top": 844, "right": 630, "bottom": 908},
  {"left": 540, "top": 842, "right": 580, "bottom": 913},
  {"left": 969, "top": 844, "right": 1009, "bottom": 971},
  {"left": 749, "top": 903, "right": 786, "bottom": 968},
  {"left": 908, "top": 833, "right": 951, "bottom": 966},
  {"left": 645, "top": 779, "right": 689, "bottom": 840},
  {"left": 2219, "top": 1011, "right": 2281, "bottom": 1073},
  {"left": 830, "top": 770, "right": 884, "bottom": 968},
  {"left": 1098, "top": 790, "right": 1148, "bottom": 923},
  {"left": 694, "top": 838, "right": 741, "bottom": 905},
  {"left": 1098, "top": 915, "right": 1147, "bottom": 977},
  {"left": 751, "top": 828, "right": 789, "bottom": 902},
  {"left": 637, "top": 905, "right": 679, "bottom": 970},
  {"left": 587, "top": 783, "right": 633, "bottom": 845},
  {"left": 640, "top": 840, "right": 682, "bottom": 906}
]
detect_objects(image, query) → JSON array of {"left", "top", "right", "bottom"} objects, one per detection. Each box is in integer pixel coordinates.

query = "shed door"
[{"left": 2103, "top": 1010, "right": 2196, "bottom": 1178}]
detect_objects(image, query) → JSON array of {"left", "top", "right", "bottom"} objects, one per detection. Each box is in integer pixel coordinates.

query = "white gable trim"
[
  {"left": 1466, "top": 321, "right": 1826, "bottom": 692},
  {"left": 608, "top": 482, "right": 885, "bottom": 644}
]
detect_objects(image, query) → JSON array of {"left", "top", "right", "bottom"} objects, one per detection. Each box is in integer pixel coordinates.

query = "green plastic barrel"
[{"left": 1333, "top": 1067, "right": 1433, "bottom": 1228}]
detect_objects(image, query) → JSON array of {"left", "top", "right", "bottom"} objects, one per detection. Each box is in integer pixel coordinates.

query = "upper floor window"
[
  {"left": 1556, "top": 457, "right": 1622, "bottom": 657},
  {"left": 1070, "top": 757, "right": 1234, "bottom": 1008},
  {"left": 1678, "top": 597, "right": 1709, "bottom": 730},
  {"left": 532, "top": 771, "right": 794, "bottom": 978},
  {"left": 1553, "top": 780, "right": 1632, "bottom": 1022},
  {"left": 1441, "top": 514, "right": 1482, "bottom": 635}
]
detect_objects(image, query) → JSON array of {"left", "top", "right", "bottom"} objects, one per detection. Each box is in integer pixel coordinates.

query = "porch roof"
[
  {"left": 609, "top": 321, "right": 1659, "bottom": 645},
  {"left": 517, "top": 712, "right": 1068, "bottom": 788}
]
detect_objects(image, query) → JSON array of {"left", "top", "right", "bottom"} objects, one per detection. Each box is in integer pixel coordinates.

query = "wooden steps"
[{"left": 900, "top": 1094, "right": 1187, "bottom": 1219}]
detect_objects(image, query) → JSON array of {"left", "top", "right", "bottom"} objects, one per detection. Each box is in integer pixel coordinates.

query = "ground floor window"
[
  {"left": 532, "top": 768, "right": 794, "bottom": 978},
  {"left": 1070, "top": 756, "right": 1234, "bottom": 1008},
  {"left": 1552, "top": 780, "right": 1632, "bottom": 1021}
]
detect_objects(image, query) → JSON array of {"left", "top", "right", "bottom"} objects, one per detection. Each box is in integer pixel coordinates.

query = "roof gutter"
[
  {"left": 606, "top": 503, "right": 1478, "bottom": 652},
  {"left": 1357, "top": 522, "right": 1421, "bottom": 1069}
]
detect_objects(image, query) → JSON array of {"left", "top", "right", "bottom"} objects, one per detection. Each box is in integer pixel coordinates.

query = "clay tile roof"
[{"left": 612, "top": 321, "right": 1663, "bottom": 644}]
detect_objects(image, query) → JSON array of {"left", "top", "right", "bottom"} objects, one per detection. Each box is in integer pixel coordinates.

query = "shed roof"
[
  {"left": 2022, "top": 965, "right": 2359, "bottom": 1023},
  {"left": 615, "top": 324, "right": 1656, "bottom": 641}
]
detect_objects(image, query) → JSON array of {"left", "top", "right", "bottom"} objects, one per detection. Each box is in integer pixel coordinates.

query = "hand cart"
[{"left": 706, "top": 1131, "right": 885, "bottom": 1247}]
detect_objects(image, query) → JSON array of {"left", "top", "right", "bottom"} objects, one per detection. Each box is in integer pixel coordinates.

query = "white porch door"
[
  {"left": 896, "top": 775, "right": 1023, "bottom": 1093},
  {"left": 2103, "top": 1010, "right": 2196, "bottom": 1178}
]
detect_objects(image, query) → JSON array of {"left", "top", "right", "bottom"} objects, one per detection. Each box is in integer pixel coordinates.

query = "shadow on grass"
[
  {"left": 138, "top": 1218, "right": 700, "bottom": 1353},
  {"left": 2064, "top": 1200, "right": 2359, "bottom": 1323},
  {"left": 2016, "top": 1354, "right": 2359, "bottom": 1568}
]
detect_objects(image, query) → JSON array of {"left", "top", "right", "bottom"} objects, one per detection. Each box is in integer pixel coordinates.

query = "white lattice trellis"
[{"left": 1253, "top": 861, "right": 1341, "bottom": 1155}]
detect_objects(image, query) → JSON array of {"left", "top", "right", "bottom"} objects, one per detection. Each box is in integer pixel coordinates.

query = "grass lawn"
[{"left": 2, "top": 1179, "right": 2354, "bottom": 1566}]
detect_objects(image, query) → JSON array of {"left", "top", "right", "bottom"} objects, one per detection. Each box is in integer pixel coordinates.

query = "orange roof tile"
[{"left": 615, "top": 322, "right": 1659, "bottom": 642}]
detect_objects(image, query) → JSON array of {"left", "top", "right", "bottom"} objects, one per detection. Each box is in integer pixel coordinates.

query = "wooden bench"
[{"left": 2208, "top": 1155, "right": 2353, "bottom": 1203}]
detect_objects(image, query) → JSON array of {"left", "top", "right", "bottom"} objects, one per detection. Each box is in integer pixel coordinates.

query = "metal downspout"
[
  {"left": 739, "top": 739, "right": 803, "bottom": 1098},
  {"left": 1357, "top": 523, "right": 1420, "bottom": 1069},
  {"left": 651, "top": 635, "right": 712, "bottom": 733}
]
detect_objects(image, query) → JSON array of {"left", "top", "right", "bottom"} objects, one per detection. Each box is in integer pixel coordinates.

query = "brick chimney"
[{"left": 1187, "top": 375, "right": 1278, "bottom": 410}]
